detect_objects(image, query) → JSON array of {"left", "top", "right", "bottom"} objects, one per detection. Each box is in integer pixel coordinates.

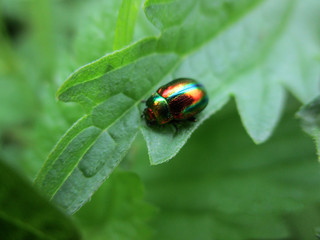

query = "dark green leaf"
[{"left": 0, "top": 159, "right": 80, "bottom": 240}]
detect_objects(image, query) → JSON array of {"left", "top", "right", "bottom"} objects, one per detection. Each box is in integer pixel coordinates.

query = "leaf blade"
[
  {"left": 36, "top": 42, "right": 181, "bottom": 213},
  {"left": 143, "top": 0, "right": 297, "bottom": 163},
  {"left": 36, "top": 0, "right": 320, "bottom": 212}
]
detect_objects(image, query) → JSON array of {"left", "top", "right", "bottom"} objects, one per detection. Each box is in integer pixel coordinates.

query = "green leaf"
[
  {"left": 35, "top": 38, "right": 179, "bottom": 213},
  {"left": 74, "top": 171, "right": 157, "bottom": 240},
  {"left": 36, "top": 0, "right": 320, "bottom": 213},
  {"left": 142, "top": 0, "right": 320, "bottom": 163},
  {"left": 285, "top": 206, "right": 320, "bottom": 240},
  {"left": 131, "top": 99, "right": 320, "bottom": 240},
  {"left": 114, "top": 0, "right": 142, "bottom": 50},
  {"left": 0, "top": 159, "right": 80, "bottom": 240}
]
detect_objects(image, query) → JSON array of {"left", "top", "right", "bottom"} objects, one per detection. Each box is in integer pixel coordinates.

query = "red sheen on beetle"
[{"left": 143, "top": 78, "right": 208, "bottom": 125}]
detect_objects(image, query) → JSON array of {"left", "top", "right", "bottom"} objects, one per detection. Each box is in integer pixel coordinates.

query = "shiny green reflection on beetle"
[{"left": 143, "top": 78, "right": 209, "bottom": 125}]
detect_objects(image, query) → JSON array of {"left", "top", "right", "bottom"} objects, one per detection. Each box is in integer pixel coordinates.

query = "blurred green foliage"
[
  {"left": 75, "top": 171, "right": 157, "bottom": 240},
  {"left": 1, "top": 0, "right": 320, "bottom": 239},
  {"left": 0, "top": 160, "right": 80, "bottom": 240}
]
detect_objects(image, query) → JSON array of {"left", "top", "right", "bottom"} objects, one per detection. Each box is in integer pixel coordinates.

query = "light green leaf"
[
  {"left": 114, "top": 0, "right": 142, "bottom": 50},
  {"left": 0, "top": 159, "right": 80, "bottom": 240},
  {"left": 35, "top": 0, "right": 320, "bottom": 213},
  {"left": 35, "top": 38, "right": 178, "bottom": 213},
  {"left": 142, "top": 0, "right": 320, "bottom": 163},
  {"left": 74, "top": 171, "right": 157, "bottom": 240},
  {"left": 131, "top": 99, "right": 320, "bottom": 240}
]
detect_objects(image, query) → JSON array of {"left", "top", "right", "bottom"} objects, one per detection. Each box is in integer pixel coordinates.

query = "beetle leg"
[
  {"left": 188, "top": 116, "right": 197, "bottom": 122},
  {"left": 141, "top": 100, "right": 146, "bottom": 103}
]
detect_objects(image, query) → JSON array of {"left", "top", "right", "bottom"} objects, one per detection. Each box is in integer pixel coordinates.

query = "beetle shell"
[{"left": 144, "top": 78, "right": 208, "bottom": 125}]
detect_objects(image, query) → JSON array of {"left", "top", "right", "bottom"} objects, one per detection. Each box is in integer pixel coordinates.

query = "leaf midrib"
[{"left": 50, "top": 55, "right": 182, "bottom": 200}]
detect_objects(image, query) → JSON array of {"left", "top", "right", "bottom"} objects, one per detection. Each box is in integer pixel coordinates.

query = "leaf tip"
[
  {"left": 244, "top": 126, "right": 273, "bottom": 145},
  {"left": 251, "top": 135, "right": 269, "bottom": 145},
  {"left": 149, "top": 157, "right": 171, "bottom": 166}
]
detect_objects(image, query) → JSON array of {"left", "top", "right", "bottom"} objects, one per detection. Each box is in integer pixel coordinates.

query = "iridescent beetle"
[{"left": 143, "top": 78, "right": 208, "bottom": 126}]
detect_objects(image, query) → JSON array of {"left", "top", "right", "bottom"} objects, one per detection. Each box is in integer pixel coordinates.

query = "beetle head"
[{"left": 143, "top": 108, "right": 157, "bottom": 125}]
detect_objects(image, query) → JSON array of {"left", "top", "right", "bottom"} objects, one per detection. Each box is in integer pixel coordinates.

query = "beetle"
[{"left": 143, "top": 78, "right": 208, "bottom": 126}]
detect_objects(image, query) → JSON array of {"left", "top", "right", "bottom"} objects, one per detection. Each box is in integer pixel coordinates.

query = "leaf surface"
[
  {"left": 35, "top": 0, "right": 320, "bottom": 213},
  {"left": 142, "top": 0, "right": 320, "bottom": 163}
]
